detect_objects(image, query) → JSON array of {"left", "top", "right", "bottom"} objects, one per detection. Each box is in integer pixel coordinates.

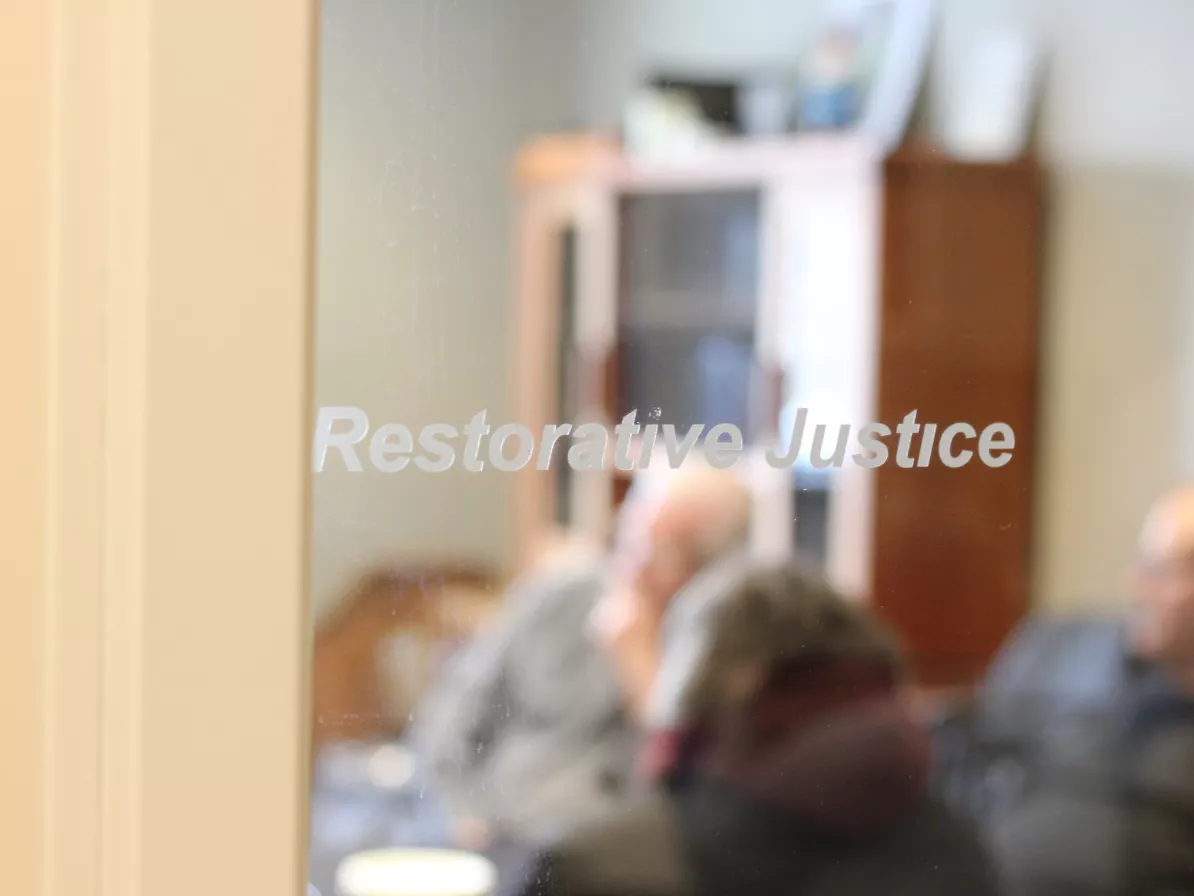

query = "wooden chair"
[{"left": 311, "top": 564, "right": 502, "bottom": 753}]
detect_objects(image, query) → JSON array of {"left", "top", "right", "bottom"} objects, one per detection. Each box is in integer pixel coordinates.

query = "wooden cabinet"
[
  {"left": 871, "top": 149, "right": 1043, "bottom": 685},
  {"left": 511, "top": 135, "right": 1044, "bottom": 686}
]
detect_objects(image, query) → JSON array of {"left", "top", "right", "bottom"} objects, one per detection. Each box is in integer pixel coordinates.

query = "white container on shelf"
[{"left": 941, "top": 31, "right": 1041, "bottom": 162}]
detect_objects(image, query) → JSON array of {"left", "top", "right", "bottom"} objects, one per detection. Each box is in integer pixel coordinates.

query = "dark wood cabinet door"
[{"left": 871, "top": 150, "right": 1044, "bottom": 687}]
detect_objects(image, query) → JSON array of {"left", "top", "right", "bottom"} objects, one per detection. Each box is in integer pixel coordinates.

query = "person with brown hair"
[{"left": 501, "top": 561, "right": 1001, "bottom": 896}]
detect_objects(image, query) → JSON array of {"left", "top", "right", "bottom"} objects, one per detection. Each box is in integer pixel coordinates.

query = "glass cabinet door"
[{"left": 614, "top": 190, "right": 763, "bottom": 439}]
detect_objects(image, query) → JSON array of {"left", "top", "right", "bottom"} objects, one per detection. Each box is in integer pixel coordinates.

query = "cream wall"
[
  {"left": 313, "top": 0, "right": 581, "bottom": 617},
  {"left": 1, "top": 2, "right": 51, "bottom": 890},
  {"left": 927, "top": 0, "right": 1194, "bottom": 608},
  {"left": 572, "top": 0, "right": 825, "bottom": 130},
  {"left": 4, "top": 1, "right": 316, "bottom": 893}
]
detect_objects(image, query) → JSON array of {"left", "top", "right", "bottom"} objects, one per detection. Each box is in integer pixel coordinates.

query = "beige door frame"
[{"left": 1, "top": 2, "right": 317, "bottom": 895}]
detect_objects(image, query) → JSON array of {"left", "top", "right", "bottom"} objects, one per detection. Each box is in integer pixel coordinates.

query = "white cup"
[
  {"left": 336, "top": 849, "right": 497, "bottom": 896},
  {"left": 941, "top": 31, "right": 1040, "bottom": 162}
]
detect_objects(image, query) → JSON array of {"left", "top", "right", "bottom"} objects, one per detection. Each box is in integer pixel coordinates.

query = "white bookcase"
[{"left": 512, "top": 134, "right": 883, "bottom": 599}]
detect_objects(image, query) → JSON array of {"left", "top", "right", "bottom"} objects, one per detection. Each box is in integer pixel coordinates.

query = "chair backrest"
[
  {"left": 312, "top": 564, "right": 501, "bottom": 752},
  {"left": 928, "top": 611, "right": 1128, "bottom": 820},
  {"left": 974, "top": 613, "right": 1126, "bottom": 744}
]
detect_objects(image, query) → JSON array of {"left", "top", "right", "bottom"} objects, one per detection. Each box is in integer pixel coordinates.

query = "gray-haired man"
[{"left": 409, "top": 466, "right": 752, "bottom": 848}]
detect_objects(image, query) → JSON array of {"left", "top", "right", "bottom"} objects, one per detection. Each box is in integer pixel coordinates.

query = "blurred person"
[
  {"left": 590, "top": 464, "right": 754, "bottom": 720},
  {"left": 989, "top": 485, "right": 1194, "bottom": 895},
  {"left": 1127, "top": 485, "right": 1194, "bottom": 685},
  {"left": 501, "top": 562, "right": 1001, "bottom": 896},
  {"left": 409, "top": 464, "right": 753, "bottom": 849}
]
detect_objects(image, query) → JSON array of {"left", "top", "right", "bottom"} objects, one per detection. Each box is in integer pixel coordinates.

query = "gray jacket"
[{"left": 409, "top": 560, "right": 641, "bottom": 844}]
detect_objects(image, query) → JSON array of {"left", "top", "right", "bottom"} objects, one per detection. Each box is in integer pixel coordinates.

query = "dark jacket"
[
  {"left": 988, "top": 656, "right": 1194, "bottom": 896},
  {"left": 502, "top": 672, "right": 1002, "bottom": 896}
]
